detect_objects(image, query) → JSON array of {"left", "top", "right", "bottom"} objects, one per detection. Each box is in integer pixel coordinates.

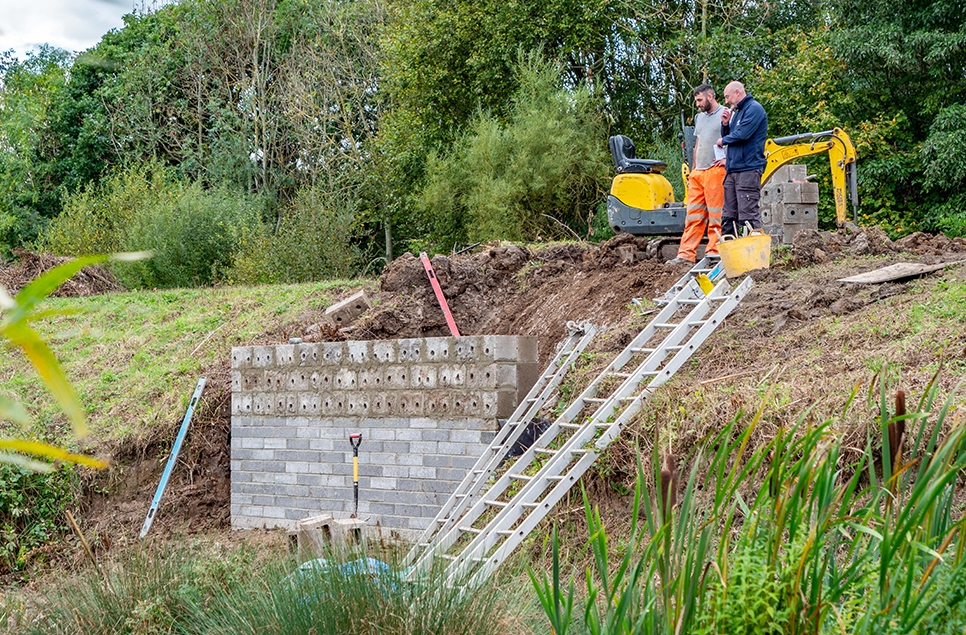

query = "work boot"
[{"left": 665, "top": 257, "right": 694, "bottom": 266}]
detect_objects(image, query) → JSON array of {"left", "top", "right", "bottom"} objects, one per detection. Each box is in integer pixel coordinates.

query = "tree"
[{"left": 0, "top": 47, "right": 71, "bottom": 249}]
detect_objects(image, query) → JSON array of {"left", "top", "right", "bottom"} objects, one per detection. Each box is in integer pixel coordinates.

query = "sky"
[{"left": 0, "top": 0, "right": 140, "bottom": 60}]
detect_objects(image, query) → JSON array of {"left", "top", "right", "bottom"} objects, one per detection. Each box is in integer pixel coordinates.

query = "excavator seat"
[{"left": 609, "top": 135, "right": 668, "bottom": 174}]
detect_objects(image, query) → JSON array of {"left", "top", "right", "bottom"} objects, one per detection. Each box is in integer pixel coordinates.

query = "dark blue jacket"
[{"left": 721, "top": 94, "right": 768, "bottom": 173}]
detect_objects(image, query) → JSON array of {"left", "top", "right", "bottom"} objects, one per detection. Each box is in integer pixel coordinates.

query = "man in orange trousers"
[{"left": 667, "top": 84, "right": 727, "bottom": 265}]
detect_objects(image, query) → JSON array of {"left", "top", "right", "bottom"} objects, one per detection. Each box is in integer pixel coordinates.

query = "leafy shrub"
[
  {"left": 117, "top": 183, "right": 264, "bottom": 289},
  {"left": 0, "top": 463, "right": 75, "bottom": 573},
  {"left": 417, "top": 52, "right": 609, "bottom": 250},
  {"left": 43, "top": 163, "right": 265, "bottom": 288},
  {"left": 228, "top": 185, "right": 360, "bottom": 284},
  {"left": 921, "top": 104, "right": 966, "bottom": 237}
]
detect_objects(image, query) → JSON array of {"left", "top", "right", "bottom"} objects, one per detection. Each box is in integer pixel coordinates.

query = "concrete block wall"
[
  {"left": 230, "top": 335, "right": 539, "bottom": 535},
  {"left": 761, "top": 164, "right": 820, "bottom": 244}
]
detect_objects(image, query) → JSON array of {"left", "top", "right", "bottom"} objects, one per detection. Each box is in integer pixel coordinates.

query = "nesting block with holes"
[
  {"left": 323, "top": 290, "right": 371, "bottom": 328},
  {"left": 230, "top": 335, "right": 538, "bottom": 536},
  {"left": 759, "top": 163, "right": 820, "bottom": 245}
]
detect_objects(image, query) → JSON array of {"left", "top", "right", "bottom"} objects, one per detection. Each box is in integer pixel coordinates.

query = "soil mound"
[
  {"left": 0, "top": 250, "right": 124, "bottom": 297},
  {"left": 357, "top": 239, "right": 678, "bottom": 362}
]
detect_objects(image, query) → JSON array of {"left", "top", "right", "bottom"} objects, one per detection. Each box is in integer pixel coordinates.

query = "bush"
[
  {"left": 228, "top": 185, "right": 361, "bottom": 284},
  {"left": 117, "top": 182, "right": 264, "bottom": 289},
  {"left": 0, "top": 464, "right": 75, "bottom": 573},
  {"left": 417, "top": 52, "right": 609, "bottom": 250},
  {"left": 43, "top": 163, "right": 266, "bottom": 288}
]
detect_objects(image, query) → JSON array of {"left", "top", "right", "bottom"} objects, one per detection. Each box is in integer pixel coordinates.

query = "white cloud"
[{"left": 0, "top": 0, "right": 131, "bottom": 59}]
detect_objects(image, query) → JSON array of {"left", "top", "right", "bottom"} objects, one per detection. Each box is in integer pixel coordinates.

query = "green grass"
[
  {"left": 0, "top": 279, "right": 374, "bottom": 448},
  {"left": 5, "top": 537, "right": 542, "bottom": 635}
]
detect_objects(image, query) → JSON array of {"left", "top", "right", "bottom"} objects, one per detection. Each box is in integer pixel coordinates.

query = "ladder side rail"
[
  {"left": 460, "top": 278, "right": 754, "bottom": 587},
  {"left": 445, "top": 282, "right": 729, "bottom": 580},
  {"left": 405, "top": 325, "right": 597, "bottom": 568},
  {"left": 641, "top": 277, "right": 753, "bottom": 393},
  {"left": 416, "top": 277, "right": 713, "bottom": 569},
  {"left": 405, "top": 325, "right": 593, "bottom": 566}
]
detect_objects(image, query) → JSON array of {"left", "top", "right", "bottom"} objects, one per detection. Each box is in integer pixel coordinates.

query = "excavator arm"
[{"left": 762, "top": 127, "right": 859, "bottom": 228}]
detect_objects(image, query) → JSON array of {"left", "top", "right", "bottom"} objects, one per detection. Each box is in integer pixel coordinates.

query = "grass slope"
[{"left": 0, "top": 280, "right": 375, "bottom": 449}]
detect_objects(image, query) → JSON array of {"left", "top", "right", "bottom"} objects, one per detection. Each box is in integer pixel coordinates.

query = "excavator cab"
[{"left": 607, "top": 135, "right": 686, "bottom": 235}]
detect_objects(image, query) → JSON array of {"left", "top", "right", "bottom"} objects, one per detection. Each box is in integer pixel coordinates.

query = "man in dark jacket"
[{"left": 716, "top": 81, "right": 768, "bottom": 237}]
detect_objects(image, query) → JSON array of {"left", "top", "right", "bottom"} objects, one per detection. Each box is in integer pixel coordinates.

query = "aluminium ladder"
[
  {"left": 408, "top": 268, "right": 753, "bottom": 587},
  {"left": 403, "top": 320, "right": 598, "bottom": 569}
]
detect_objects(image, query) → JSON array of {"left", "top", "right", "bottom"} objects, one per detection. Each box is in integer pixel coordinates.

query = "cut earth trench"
[{"left": 6, "top": 227, "right": 966, "bottom": 575}]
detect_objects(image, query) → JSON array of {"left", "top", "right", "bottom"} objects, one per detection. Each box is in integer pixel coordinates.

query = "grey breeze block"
[
  {"left": 230, "top": 335, "right": 539, "bottom": 536},
  {"left": 760, "top": 164, "right": 820, "bottom": 245}
]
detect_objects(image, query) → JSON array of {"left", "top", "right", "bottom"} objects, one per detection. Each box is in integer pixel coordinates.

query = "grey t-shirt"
[{"left": 693, "top": 104, "right": 724, "bottom": 171}]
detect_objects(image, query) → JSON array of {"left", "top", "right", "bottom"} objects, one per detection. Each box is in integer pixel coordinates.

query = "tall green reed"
[{"left": 532, "top": 371, "right": 966, "bottom": 634}]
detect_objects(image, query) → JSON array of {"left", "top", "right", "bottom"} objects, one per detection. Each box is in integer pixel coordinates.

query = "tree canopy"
[{"left": 0, "top": 0, "right": 963, "bottom": 283}]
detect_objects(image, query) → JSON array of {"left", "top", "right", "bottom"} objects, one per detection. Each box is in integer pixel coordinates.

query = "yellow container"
[{"left": 717, "top": 233, "right": 771, "bottom": 277}]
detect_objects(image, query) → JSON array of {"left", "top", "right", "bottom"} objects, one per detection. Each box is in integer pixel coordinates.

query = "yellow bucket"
[{"left": 717, "top": 233, "right": 771, "bottom": 277}]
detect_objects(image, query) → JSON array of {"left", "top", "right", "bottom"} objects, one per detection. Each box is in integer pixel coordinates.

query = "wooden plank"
[{"left": 838, "top": 261, "right": 965, "bottom": 284}]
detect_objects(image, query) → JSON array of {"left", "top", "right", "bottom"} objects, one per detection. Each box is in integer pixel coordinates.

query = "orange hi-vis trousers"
[{"left": 677, "top": 165, "right": 726, "bottom": 261}]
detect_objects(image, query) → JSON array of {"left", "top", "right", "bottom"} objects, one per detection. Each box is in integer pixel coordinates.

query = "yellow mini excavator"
[{"left": 606, "top": 127, "right": 859, "bottom": 237}]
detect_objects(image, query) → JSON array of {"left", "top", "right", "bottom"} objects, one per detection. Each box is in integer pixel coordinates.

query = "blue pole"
[{"left": 140, "top": 377, "right": 207, "bottom": 538}]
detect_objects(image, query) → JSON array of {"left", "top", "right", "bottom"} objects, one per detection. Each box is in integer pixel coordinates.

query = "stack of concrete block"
[
  {"left": 760, "top": 164, "right": 820, "bottom": 244},
  {"left": 230, "top": 335, "right": 539, "bottom": 537}
]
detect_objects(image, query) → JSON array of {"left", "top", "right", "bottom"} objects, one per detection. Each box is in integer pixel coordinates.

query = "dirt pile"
[
  {"left": 0, "top": 250, "right": 124, "bottom": 297},
  {"left": 344, "top": 227, "right": 966, "bottom": 364},
  {"left": 790, "top": 227, "right": 966, "bottom": 267},
  {"left": 355, "top": 235, "right": 673, "bottom": 361}
]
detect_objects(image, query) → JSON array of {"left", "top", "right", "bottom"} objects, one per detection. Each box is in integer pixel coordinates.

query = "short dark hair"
[{"left": 693, "top": 84, "right": 714, "bottom": 97}]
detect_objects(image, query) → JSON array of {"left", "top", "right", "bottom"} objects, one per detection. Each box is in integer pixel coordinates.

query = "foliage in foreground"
[
  {"left": 10, "top": 541, "right": 518, "bottom": 635},
  {"left": 1, "top": 256, "right": 119, "bottom": 573},
  {"left": 533, "top": 372, "right": 966, "bottom": 634}
]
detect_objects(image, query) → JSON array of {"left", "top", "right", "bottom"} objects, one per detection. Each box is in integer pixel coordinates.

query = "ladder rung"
[
  {"left": 630, "top": 347, "right": 655, "bottom": 354},
  {"left": 610, "top": 372, "right": 632, "bottom": 378},
  {"left": 485, "top": 499, "right": 508, "bottom": 508},
  {"left": 496, "top": 529, "right": 514, "bottom": 536},
  {"left": 533, "top": 447, "right": 558, "bottom": 456},
  {"left": 584, "top": 397, "right": 606, "bottom": 403},
  {"left": 455, "top": 493, "right": 468, "bottom": 498},
  {"left": 473, "top": 469, "right": 485, "bottom": 474},
  {"left": 559, "top": 422, "right": 581, "bottom": 429},
  {"left": 508, "top": 473, "right": 532, "bottom": 481},
  {"left": 679, "top": 299, "right": 702, "bottom": 305},
  {"left": 667, "top": 345, "right": 685, "bottom": 351},
  {"left": 594, "top": 422, "right": 611, "bottom": 428},
  {"left": 459, "top": 526, "right": 482, "bottom": 534},
  {"left": 546, "top": 475, "right": 565, "bottom": 482},
  {"left": 521, "top": 502, "right": 540, "bottom": 509},
  {"left": 688, "top": 320, "right": 707, "bottom": 327}
]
